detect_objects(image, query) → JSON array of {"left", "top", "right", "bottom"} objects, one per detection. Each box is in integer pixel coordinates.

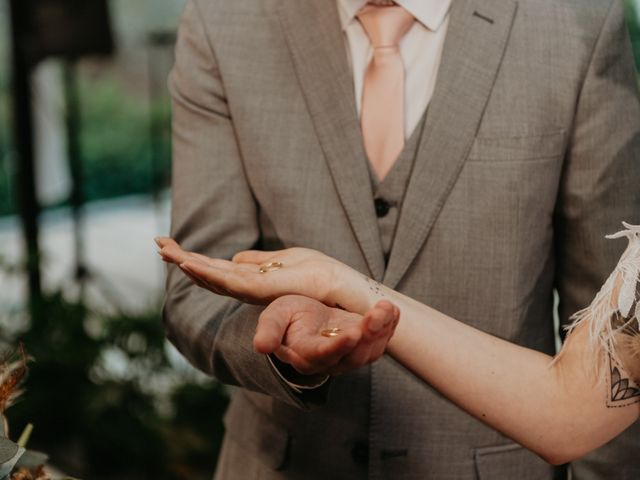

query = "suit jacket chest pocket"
[
  {"left": 467, "top": 130, "right": 566, "bottom": 163},
  {"left": 455, "top": 130, "right": 566, "bottom": 239}
]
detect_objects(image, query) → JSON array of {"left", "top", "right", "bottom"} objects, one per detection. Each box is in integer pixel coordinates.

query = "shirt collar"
[{"left": 337, "top": 0, "right": 452, "bottom": 32}]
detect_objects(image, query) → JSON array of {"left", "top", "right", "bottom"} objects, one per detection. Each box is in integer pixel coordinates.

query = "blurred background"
[
  {"left": 0, "top": 1, "right": 638, "bottom": 479},
  {"left": 0, "top": 0, "right": 227, "bottom": 479}
]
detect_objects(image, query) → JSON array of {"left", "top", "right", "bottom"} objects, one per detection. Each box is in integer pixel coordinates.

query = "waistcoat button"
[{"left": 374, "top": 198, "right": 391, "bottom": 218}]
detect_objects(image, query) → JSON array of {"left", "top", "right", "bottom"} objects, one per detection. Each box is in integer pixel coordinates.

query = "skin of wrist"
[{"left": 325, "top": 264, "right": 371, "bottom": 315}]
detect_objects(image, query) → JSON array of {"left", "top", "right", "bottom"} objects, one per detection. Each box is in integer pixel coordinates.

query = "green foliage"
[
  {"left": 0, "top": 69, "right": 171, "bottom": 217},
  {"left": 1, "top": 292, "right": 228, "bottom": 480},
  {"left": 626, "top": 0, "right": 640, "bottom": 71},
  {"left": 0, "top": 152, "right": 13, "bottom": 219},
  {"left": 0, "top": 59, "right": 13, "bottom": 217},
  {"left": 77, "top": 75, "right": 171, "bottom": 204}
]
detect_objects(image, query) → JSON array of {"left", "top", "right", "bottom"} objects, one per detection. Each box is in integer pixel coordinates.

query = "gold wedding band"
[
  {"left": 259, "top": 261, "right": 283, "bottom": 273},
  {"left": 320, "top": 327, "right": 341, "bottom": 338}
]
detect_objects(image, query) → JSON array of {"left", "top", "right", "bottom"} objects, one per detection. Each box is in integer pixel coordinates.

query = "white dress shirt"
[{"left": 337, "top": 0, "right": 452, "bottom": 139}]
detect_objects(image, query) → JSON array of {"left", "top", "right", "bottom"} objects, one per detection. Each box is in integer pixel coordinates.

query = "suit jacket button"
[
  {"left": 351, "top": 441, "right": 369, "bottom": 464},
  {"left": 374, "top": 198, "right": 391, "bottom": 218}
]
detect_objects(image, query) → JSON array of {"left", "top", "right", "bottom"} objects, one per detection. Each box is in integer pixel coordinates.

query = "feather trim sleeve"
[{"left": 562, "top": 222, "right": 640, "bottom": 384}]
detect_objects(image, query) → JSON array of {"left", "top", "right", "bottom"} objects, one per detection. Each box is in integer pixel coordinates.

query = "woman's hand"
[{"left": 155, "top": 238, "right": 362, "bottom": 310}]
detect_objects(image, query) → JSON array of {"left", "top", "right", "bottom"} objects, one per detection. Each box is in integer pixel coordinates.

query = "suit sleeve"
[
  {"left": 555, "top": 0, "right": 640, "bottom": 329},
  {"left": 553, "top": 4, "right": 640, "bottom": 474},
  {"left": 163, "top": 0, "right": 328, "bottom": 408}
]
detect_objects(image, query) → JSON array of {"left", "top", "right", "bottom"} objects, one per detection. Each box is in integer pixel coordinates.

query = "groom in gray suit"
[{"left": 163, "top": 0, "right": 640, "bottom": 478}]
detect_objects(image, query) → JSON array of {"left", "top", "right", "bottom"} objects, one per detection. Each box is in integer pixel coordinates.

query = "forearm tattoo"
[
  {"left": 364, "top": 276, "right": 386, "bottom": 299},
  {"left": 608, "top": 357, "right": 640, "bottom": 407},
  {"left": 607, "top": 313, "right": 640, "bottom": 408}
]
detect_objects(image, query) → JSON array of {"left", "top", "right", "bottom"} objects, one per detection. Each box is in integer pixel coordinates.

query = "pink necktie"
[{"left": 357, "top": 5, "right": 414, "bottom": 181}]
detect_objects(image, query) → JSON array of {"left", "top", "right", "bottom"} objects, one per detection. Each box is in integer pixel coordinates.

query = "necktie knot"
[{"left": 356, "top": 5, "right": 415, "bottom": 49}]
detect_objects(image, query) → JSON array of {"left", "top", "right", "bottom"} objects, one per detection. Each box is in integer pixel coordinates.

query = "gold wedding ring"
[
  {"left": 259, "top": 261, "right": 283, "bottom": 273},
  {"left": 320, "top": 327, "right": 342, "bottom": 338}
]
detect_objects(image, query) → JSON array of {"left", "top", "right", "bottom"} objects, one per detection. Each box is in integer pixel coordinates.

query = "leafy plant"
[
  {"left": 0, "top": 290, "right": 228, "bottom": 480},
  {"left": 77, "top": 73, "right": 171, "bottom": 203},
  {"left": 0, "top": 68, "right": 171, "bottom": 217}
]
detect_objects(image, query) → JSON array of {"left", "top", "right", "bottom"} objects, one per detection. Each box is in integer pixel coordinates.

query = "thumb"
[
  {"left": 253, "top": 299, "right": 294, "bottom": 354},
  {"left": 361, "top": 300, "right": 399, "bottom": 337}
]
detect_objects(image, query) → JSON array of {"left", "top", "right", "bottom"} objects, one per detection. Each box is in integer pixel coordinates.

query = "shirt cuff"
[{"left": 266, "top": 354, "right": 330, "bottom": 393}]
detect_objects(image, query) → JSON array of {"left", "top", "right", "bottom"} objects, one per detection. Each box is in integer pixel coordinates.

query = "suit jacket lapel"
[
  {"left": 278, "top": 1, "right": 386, "bottom": 280},
  {"left": 383, "top": 0, "right": 519, "bottom": 289}
]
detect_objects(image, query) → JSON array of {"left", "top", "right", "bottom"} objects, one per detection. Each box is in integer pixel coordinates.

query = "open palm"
[
  {"left": 156, "top": 238, "right": 346, "bottom": 307},
  {"left": 255, "top": 295, "right": 399, "bottom": 376}
]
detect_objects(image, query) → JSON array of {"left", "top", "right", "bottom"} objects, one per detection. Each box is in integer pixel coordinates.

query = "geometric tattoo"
[
  {"left": 607, "top": 353, "right": 640, "bottom": 408},
  {"left": 605, "top": 296, "right": 640, "bottom": 408}
]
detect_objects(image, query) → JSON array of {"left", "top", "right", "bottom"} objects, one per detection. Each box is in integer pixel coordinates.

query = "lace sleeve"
[{"left": 562, "top": 222, "right": 640, "bottom": 396}]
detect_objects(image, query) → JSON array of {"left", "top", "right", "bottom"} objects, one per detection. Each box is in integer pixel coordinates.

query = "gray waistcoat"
[{"left": 368, "top": 114, "right": 428, "bottom": 260}]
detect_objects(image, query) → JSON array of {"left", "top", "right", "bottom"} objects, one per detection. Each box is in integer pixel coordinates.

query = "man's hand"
[{"left": 255, "top": 295, "right": 399, "bottom": 376}]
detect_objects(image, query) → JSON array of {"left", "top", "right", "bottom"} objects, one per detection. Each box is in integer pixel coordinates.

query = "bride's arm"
[{"left": 333, "top": 268, "right": 639, "bottom": 465}]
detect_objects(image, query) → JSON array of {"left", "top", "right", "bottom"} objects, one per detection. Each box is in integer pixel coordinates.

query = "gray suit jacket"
[{"left": 164, "top": 0, "right": 640, "bottom": 478}]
